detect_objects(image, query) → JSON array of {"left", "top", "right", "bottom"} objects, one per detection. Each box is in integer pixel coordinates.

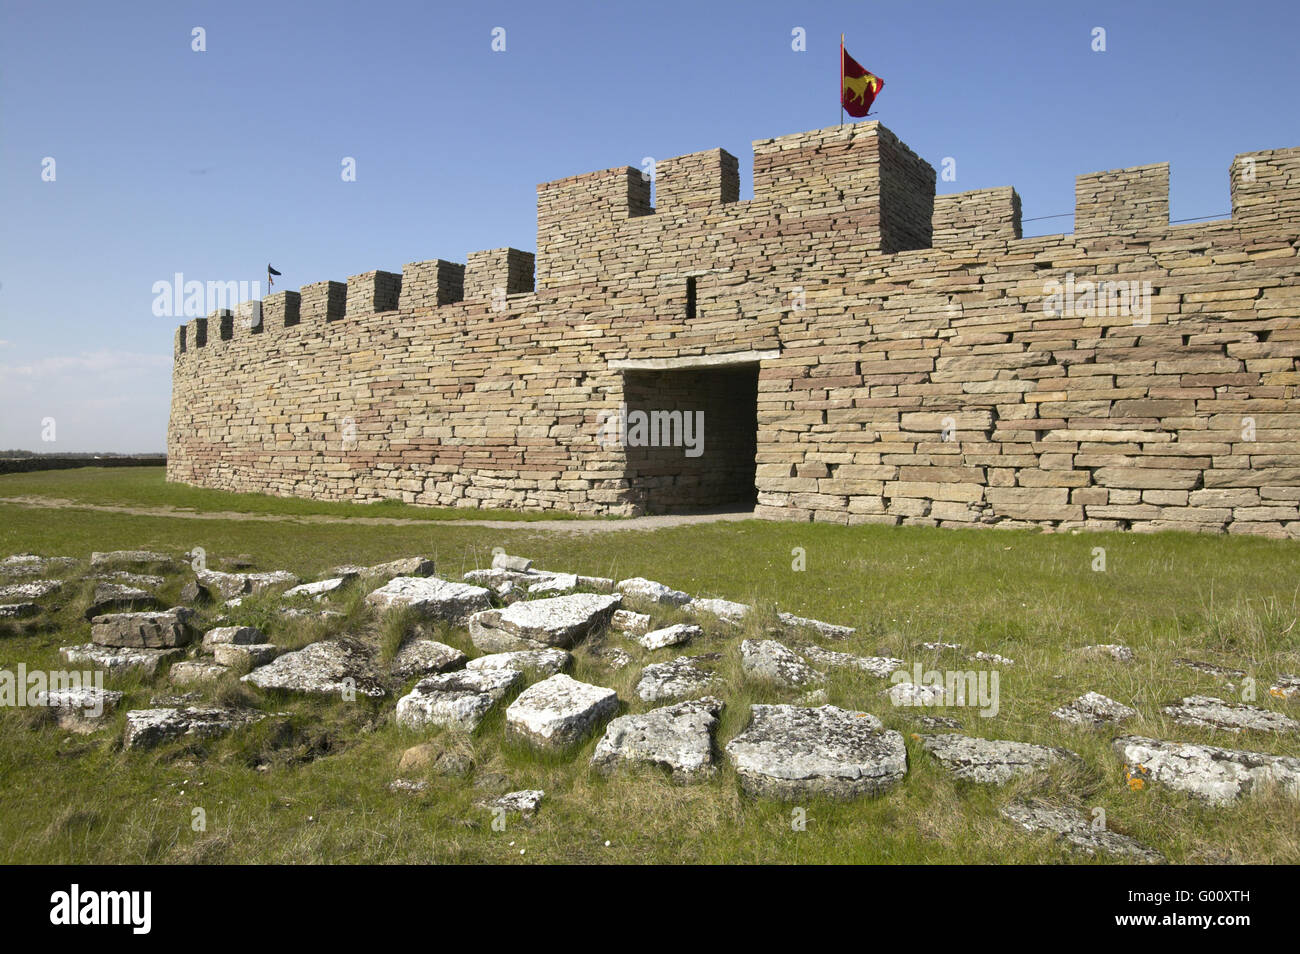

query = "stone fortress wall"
[{"left": 167, "top": 121, "right": 1300, "bottom": 537}]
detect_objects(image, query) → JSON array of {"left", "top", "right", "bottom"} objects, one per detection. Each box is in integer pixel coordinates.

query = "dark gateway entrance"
[{"left": 621, "top": 363, "right": 759, "bottom": 513}]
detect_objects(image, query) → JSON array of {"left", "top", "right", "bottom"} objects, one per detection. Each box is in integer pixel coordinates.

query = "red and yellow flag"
[{"left": 841, "top": 43, "right": 883, "bottom": 118}]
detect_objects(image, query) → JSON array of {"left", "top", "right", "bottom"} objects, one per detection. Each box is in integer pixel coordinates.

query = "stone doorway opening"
[{"left": 619, "top": 361, "right": 759, "bottom": 514}]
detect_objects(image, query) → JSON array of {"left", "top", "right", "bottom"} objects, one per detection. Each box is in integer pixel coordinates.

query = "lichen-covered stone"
[
  {"left": 1000, "top": 802, "right": 1163, "bottom": 863},
  {"left": 638, "top": 623, "right": 700, "bottom": 651},
  {"left": 169, "top": 660, "right": 230, "bottom": 685},
  {"left": 90, "top": 608, "right": 195, "bottom": 649},
  {"left": 123, "top": 706, "right": 266, "bottom": 749},
  {"left": 740, "top": 639, "right": 824, "bottom": 688},
  {"left": 34, "top": 687, "right": 123, "bottom": 733},
  {"left": 777, "top": 612, "right": 856, "bottom": 639},
  {"left": 60, "top": 643, "right": 185, "bottom": 675},
  {"left": 466, "top": 648, "right": 571, "bottom": 678},
  {"left": 800, "top": 645, "right": 901, "bottom": 678},
  {"left": 725, "top": 704, "right": 908, "bottom": 800},
  {"left": 1114, "top": 735, "right": 1300, "bottom": 804},
  {"left": 920, "top": 733, "right": 1081, "bottom": 784},
  {"left": 365, "top": 576, "right": 491, "bottom": 621},
  {"left": 469, "top": 592, "right": 620, "bottom": 652},
  {"left": 391, "top": 639, "right": 468, "bottom": 679},
  {"left": 616, "top": 577, "right": 691, "bottom": 606},
  {"left": 1162, "top": 695, "right": 1299, "bottom": 734},
  {"left": 688, "top": 597, "right": 752, "bottom": 624},
  {"left": 213, "top": 643, "right": 279, "bottom": 667},
  {"left": 636, "top": 654, "right": 722, "bottom": 702},
  {"left": 201, "top": 625, "right": 265, "bottom": 650},
  {"left": 395, "top": 668, "right": 521, "bottom": 731},
  {"left": 83, "top": 583, "right": 159, "bottom": 620},
  {"left": 0, "top": 579, "right": 62, "bottom": 601},
  {"left": 505, "top": 674, "right": 618, "bottom": 747},
  {"left": 241, "top": 639, "right": 386, "bottom": 698},
  {"left": 1051, "top": 692, "right": 1139, "bottom": 728},
  {"left": 592, "top": 697, "right": 723, "bottom": 782}
]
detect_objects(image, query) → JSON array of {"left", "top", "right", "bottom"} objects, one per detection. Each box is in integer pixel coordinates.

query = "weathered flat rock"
[
  {"left": 688, "top": 597, "right": 752, "bottom": 624},
  {"left": 1173, "top": 658, "right": 1246, "bottom": 679},
  {"left": 123, "top": 706, "right": 266, "bottom": 750},
  {"left": 169, "top": 660, "right": 230, "bottom": 685},
  {"left": 365, "top": 576, "right": 491, "bottom": 621},
  {"left": 525, "top": 572, "right": 614, "bottom": 596},
  {"left": 241, "top": 639, "right": 386, "bottom": 698},
  {"left": 1162, "top": 695, "right": 1299, "bottom": 734},
  {"left": 612, "top": 609, "right": 651, "bottom": 635},
  {"left": 283, "top": 577, "right": 351, "bottom": 600},
  {"left": 971, "top": 651, "right": 1015, "bottom": 666},
  {"left": 92, "top": 571, "right": 165, "bottom": 589},
  {"left": 469, "top": 592, "right": 621, "bottom": 652},
  {"left": 1052, "top": 691, "right": 1139, "bottom": 728},
  {"left": 1078, "top": 643, "right": 1135, "bottom": 663},
  {"left": 636, "top": 654, "right": 722, "bottom": 702},
  {"left": 213, "top": 643, "right": 279, "bottom": 667},
  {"left": 466, "top": 648, "right": 571, "bottom": 678},
  {"left": 919, "top": 715, "right": 963, "bottom": 730},
  {"left": 886, "top": 681, "right": 947, "bottom": 706},
  {"left": 396, "top": 667, "right": 522, "bottom": 732},
  {"left": 1114, "top": 735, "right": 1300, "bottom": 804},
  {"left": 91, "top": 608, "right": 195, "bottom": 648},
  {"left": 202, "top": 625, "right": 265, "bottom": 650},
  {"left": 777, "top": 612, "right": 855, "bottom": 639},
  {"left": 391, "top": 639, "right": 468, "bottom": 679},
  {"left": 616, "top": 577, "right": 691, "bottom": 607},
  {"left": 1271, "top": 674, "right": 1300, "bottom": 701},
  {"left": 725, "top": 704, "right": 908, "bottom": 800},
  {"left": 0, "top": 602, "right": 40, "bottom": 619},
  {"left": 595, "top": 647, "right": 634, "bottom": 670},
  {"left": 505, "top": 674, "right": 618, "bottom": 747},
  {"left": 333, "top": 557, "right": 434, "bottom": 581},
  {"left": 920, "top": 641, "right": 963, "bottom": 652},
  {"left": 1000, "top": 802, "right": 1163, "bottom": 863},
  {"left": 800, "top": 644, "right": 901, "bottom": 678},
  {"left": 463, "top": 568, "right": 542, "bottom": 592},
  {"left": 1, "top": 554, "right": 76, "bottom": 577},
  {"left": 90, "top": 550, "right": 174, "bottom": 569},
  {"left": 61, "top": 643, "right": 184, "bottom": 674},
  {"left": 740, "top": 639, "right": 824, "bottom": 688},
  {"left": 34, "top": 687, "right": 123, "bottom": 733},
  {"left": 196, "top": 568, "right": 299, "bottom": 599},
  {"left": 83, "top": 583, "right": 159, "bottom": 619},
  {"left": 481, "top": 789, "right": 544, "bottom": 816},
  {"left": 592, "top": 697, "right": 723, "bottom": 782},
  {"left": 920, "top": 734, "right": 1081, "bottom": 784},
  {"left": 0, "top": 579, "right": 62, "bottom": 601},
  {"left": 639, "top": 623, "right": 700, "bottom": 651}
]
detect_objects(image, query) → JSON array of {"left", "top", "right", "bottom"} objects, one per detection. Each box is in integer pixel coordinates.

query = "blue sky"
[{"left": 1, "top": 0, "right": 1297, "bottom": 452}]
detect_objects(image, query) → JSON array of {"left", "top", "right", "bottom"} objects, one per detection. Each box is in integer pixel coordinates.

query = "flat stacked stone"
[
  {"left": 91, "top": 608, "right": 195, "bottom": 649},
  {"left": 241, "top": 639, "right": 386, "bottom": 698}
]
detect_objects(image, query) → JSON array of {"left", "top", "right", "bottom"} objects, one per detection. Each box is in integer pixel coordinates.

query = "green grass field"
[{"left": 1, "top": 467, "right": 1298, "bottom": 864}]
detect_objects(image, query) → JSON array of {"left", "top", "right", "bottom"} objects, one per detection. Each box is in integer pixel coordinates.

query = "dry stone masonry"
[{"left": 167, "top": 121, "right": 1300, "bottom": 537}]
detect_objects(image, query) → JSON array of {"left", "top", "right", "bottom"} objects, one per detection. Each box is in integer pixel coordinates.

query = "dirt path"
[{"left": 0, "top": 494, "right": 757, "bottom": 534}]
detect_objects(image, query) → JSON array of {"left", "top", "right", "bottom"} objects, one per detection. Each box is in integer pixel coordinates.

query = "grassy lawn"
[
  {"left": 1, "top": 476, "right": 1298, "bottom": 864},
  {"left": 0, "top": 467, "right": 583, "bottom": 522}
]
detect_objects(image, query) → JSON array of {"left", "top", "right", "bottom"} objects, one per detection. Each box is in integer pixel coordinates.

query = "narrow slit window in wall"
[{"left": 686, "top": 277, "right": 697, "bottom": 319}]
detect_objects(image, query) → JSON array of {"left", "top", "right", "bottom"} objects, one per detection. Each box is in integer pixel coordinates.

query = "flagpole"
[{"left": 839, "top": 33, "right": 845, "bottom": 127}]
